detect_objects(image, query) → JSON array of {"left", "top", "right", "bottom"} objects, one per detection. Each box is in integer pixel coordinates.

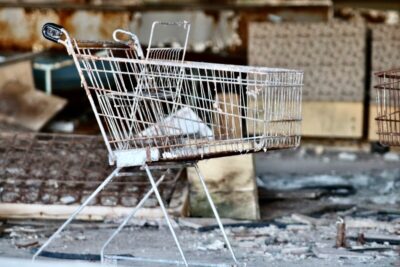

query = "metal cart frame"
[{"left": 35, "top": 21, "right": 303, "bottom": 266}]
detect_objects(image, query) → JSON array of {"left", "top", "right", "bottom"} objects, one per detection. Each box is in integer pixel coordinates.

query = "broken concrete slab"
[
  {"left": 187, "top": 154, "right": 259, "bottom": 220},
  {"left": 312, "top": 246, "right": 374, "bottom": 259}
]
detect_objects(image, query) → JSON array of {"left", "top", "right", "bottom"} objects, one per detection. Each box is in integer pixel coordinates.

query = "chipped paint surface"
[
  {"left": 0, "top": 5, "right": 329, "bottom": 52},
  {"left": 64, "top": 11, "right": 130, "bottom": 41},
  {"left": 129, "top": 10, "right": 243, "bottom": 53}
]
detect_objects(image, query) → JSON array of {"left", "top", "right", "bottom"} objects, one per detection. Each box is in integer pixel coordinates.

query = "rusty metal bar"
[{"left": 375, "top": 68, "right": 400, "bottom": 146}]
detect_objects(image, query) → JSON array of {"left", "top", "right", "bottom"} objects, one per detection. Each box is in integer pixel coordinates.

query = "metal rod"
[
  {"left": 194, "top": 164, "right": 239, "bottom": 264},
  {"left": 100, "top": 169, "right": 169, "bottom": 263},
  {"left": 45, "top": 68, "right": 52, "bottom": 95},
  {"left": 104, "top": 255, "right": 231, "bottom": 267},
  {"left": 144, "top": 164, "right": 188, "bottom": 266},
  {"left": 139, "top": 162, "right": 193, "bottom": 170},
  {"left": 32, "top": 167, "right": 121, "bottom": 261}
]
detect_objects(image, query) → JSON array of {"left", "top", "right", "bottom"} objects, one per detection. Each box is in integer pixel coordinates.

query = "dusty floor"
[
  {"left": 0, "top": 146, "right": 399, "bottom": 266},
  {"left": 0, "top": 219, "right": 398, "bottom": 267}
]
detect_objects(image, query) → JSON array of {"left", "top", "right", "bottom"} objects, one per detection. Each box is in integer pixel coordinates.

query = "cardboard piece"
[{"left": 0, "top": 60, "right": 66, "bottom": 131}]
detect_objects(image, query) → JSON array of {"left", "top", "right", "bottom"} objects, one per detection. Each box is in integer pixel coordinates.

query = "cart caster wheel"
[{"left": 370, "top": 141, "right": 389, "bottom": 154}]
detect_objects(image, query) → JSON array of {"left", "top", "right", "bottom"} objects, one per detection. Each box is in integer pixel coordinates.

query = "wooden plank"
[
  {"left": 0, "top": 182, "right": 189, "bottom": 221},
  {"left": 369, "top": 103, "right": 379, "bottom": 141},
  {"left": 0, "top": 60, "right": 34, "bottom": 89},
  {"left": 0, "top": 172, "right": 189, "bottom": 221},
  {"left": 246, "top": 97, "right": 301, "bottom": 139},
  {"left": 0, "top": 203, "right": 164, "bottom": 221},
  {"left": 246, "top": 100, "right": 363, "bottom": 138},
  {"left": 302, "top": 101, "right": 363, "bottom": 138},
  {"left": 187, "top": 154, "right": 260, "bottom": 220},
  {"left": 0, "top": 60, "right": 67, "bottom": 131},
  {"left": 0, "top": 89, "right": 67, "bottom": 131},
  {"left": 213, "top": 93, "right": 242, "bottom": 140},
  {"left": 169, "top": 173, "right": 190, "bottom": 217}
]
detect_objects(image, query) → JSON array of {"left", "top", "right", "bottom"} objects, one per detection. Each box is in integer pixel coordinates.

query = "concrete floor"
[
  {"left": 0, "top": 224, "right": 397, "bottom": 267},
  {"left": 0, "top": 146, "right": 399, "bottom": 266}
]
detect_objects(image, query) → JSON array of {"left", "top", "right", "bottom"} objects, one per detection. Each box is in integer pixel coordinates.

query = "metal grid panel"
[
  {"left": 0, "top": 132, "right": 180, "bottom": 206},
  {"left": 375, "top": 69, "right": 400, "bottom": 146}
]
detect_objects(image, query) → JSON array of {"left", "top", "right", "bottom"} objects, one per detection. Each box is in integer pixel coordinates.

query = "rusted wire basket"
[
  {"left": 41, "top": 23, "right": 303, "bottom": 167},
  {"left": 375, "top": 69, "right": 400, "bottom": 146},
  {"left": 37, "top": 21, "right": 303, "bottom": 266}
]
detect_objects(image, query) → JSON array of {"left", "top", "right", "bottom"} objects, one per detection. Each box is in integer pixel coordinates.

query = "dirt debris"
[{"left": 0, "top": 207, "right": 398, "bottom": 266}]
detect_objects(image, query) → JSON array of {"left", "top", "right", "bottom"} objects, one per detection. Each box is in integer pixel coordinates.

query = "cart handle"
[
  {"left": 112, "top": 29, "right": 144, "bottom": 58},
  {"left": 113, "top": 29, "right": 140, "bottom": 46},
  {"left": 42, "top": 23, "right": 65, "bottom": 43}
]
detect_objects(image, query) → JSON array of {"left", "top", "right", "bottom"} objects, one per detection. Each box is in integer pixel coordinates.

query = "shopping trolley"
[
  {"left": 36, "top": 21, "right": 303, "bottom": 266},
  {"left": 375, "top": 69, "right": 400, "bottom": 146}
]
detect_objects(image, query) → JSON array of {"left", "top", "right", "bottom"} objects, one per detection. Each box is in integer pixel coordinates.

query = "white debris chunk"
[
  {"left": 60, "top": 195, "right": 76, "bottom": 204},
  {"left": 338, "top": 152, "right": 357, "bottom": 161},
  {"left": 383, "top": 152, "right": 399, "bottom": 161},
  {"left": 198, "top": 240, "right": 225, "bottom": 251},
  {"left": 281, "top": 246, "right": 310, "bottom": 255},
  {"left": 314, "top": 145, "right": 324, "bottom": 156},
  {"left": 140, "top": 107, "right": 213, "bottom": 139}
]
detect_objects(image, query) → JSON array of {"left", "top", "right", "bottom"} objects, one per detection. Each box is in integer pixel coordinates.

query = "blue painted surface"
[{"left": 33, "top": 54, "right": 81, "bottom": 92}]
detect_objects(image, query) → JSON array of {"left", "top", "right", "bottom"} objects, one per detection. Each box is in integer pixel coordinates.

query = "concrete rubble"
[
  {"left": 0, "top": 211, "right": 398, "bottom": 266},
  {"left": 0, "top": 146, "right": 398, "bottom": 266}
]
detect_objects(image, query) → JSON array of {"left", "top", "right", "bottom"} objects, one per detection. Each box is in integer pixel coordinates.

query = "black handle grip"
[{"left": 42, "top": 23, "right": 64, "bottom": 43}]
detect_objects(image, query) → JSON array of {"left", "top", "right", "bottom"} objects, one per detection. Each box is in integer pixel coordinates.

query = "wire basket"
[
  {"left": 42, "top": 22, "right": 303, "bottom": 167},
  {"left": 38, "top": 21, "right": 303, "bottom": 266},
  {"left": 375, "top": 69, "right": 400, "bottom": 146}
]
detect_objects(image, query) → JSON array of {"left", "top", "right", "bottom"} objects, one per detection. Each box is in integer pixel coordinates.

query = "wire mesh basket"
[
  {"left": 38, "top": 21, "right": 303, "bottom": 266},
  {"left": 42, "top": 22, "right": 303, "bottom": 167},
  {"left": 375, "top": 69, "right": 400, "bottom": 146}
]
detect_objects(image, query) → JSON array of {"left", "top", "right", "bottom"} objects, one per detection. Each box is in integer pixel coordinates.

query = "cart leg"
[
  {"left": 194, "top": 164, "right": 239, "bottom": 264},
  {"left": 32, "top": 167, "right": 122, "bottom": 261},
  {"left": 100, "top": 170, "right": 168, "bottom": 263},
  {"left": 144, "top": 164, "right": 188, "bottom": 267}
]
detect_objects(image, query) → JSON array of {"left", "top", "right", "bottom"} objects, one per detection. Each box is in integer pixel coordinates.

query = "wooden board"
[
  {"left": 302, "top": 101, "right": 364, "bottom": 138},
  {"left": 213, "top": 93, "right": 242, "bottom": 139},
  {"left": 0, "top": 204, "right": 164, "bottom": 221},
  {"left": 0, "top": 60, "right": 66, "bottom": 131},
  {"left": 246, "top": 100, "right": 362, "bottom": 139},
  {"left": 367, "top": 103, "right": 399, "bottom": 143},
  {"left": 0, "top": 183, "right": 189, "bottom": 221},
  {"left": 369, "top": 104, "right": 379, "bottom": 141},
  {"left": 187, "top": 154, "right": 260, "bottom": 220}
]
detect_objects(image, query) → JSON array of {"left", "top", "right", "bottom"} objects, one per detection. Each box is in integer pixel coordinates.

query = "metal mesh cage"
[
  {"left": 38, "top": 21, "right": 303, "bottom": 266},
  {"left": 77, "top": 49, "right": 303, "bottom": 166},
  {"left": 43, "top": 23, "right": 303, "bottom": 167},
  {"left": 375, "top": 69, "right": 400, "bottom": 146}
]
